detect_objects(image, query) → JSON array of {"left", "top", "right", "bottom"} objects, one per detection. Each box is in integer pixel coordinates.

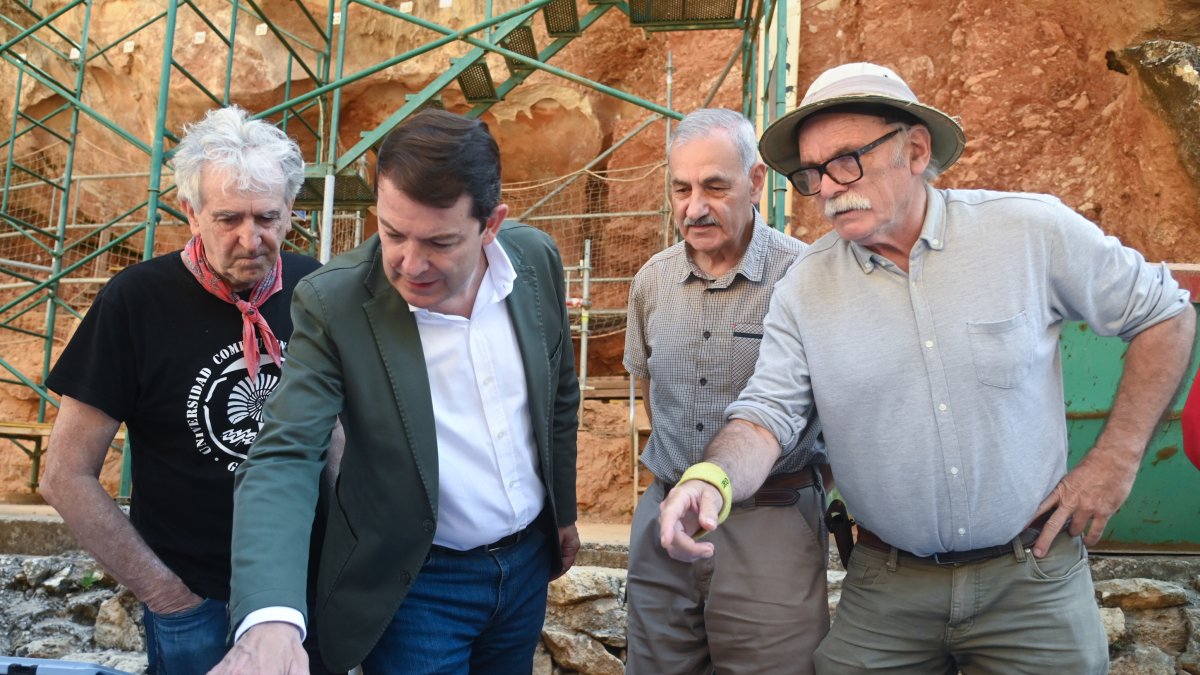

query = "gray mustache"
[{"left": 824, "top": 193, "right": 872, "bottom": 219}]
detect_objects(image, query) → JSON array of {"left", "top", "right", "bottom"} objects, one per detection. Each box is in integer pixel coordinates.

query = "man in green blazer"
[{"left": 209, "top": 109, "right": 580, "bottom": 675}]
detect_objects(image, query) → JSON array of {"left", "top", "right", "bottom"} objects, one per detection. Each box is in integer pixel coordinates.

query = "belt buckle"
[
  {"left": 931, "top": 550, "right": 981, "bottom": 565},
  {"left": 483, "top": 530, "right": 522, "bottom": 552},
  {"left": 930, "top": 543, "right": 1008, "bottom": 566}
]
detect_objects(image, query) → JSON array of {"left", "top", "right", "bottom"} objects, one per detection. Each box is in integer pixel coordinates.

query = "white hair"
[{"left": 173, "top": 105, "right": 304, "bottom": 210}]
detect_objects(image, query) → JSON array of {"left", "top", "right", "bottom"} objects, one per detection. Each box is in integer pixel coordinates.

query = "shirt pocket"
[
  {"left": 731, "top": 322, "right": 764, "bottom": 375},
  {"left": 966, "top": 311, "right": 1034, "bottom": 389}
]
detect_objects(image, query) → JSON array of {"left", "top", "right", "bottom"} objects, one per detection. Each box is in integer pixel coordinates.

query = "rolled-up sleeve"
[
  {"left": 1048, "top": 206, "right": 1189, "bottom": 340},
  {"left": 724, "top": 271, "right": 814, "bottom": 454}
]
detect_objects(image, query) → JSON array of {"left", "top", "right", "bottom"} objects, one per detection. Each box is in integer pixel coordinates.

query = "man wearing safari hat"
[{"left": 656, "top": 62, "right": 1195, "bottom": 672}]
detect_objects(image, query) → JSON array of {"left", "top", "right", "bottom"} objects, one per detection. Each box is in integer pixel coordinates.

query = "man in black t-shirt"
[{"left": 41, "top": 106, "right": 338, "bottom": 675}]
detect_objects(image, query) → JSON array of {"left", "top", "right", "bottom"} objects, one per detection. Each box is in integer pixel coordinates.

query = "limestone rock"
[
  {"left": 1095, "top": 578, "right": 1189, "bottom": 610},
  {"left": 546, "top": 596, "right": 626, "bottom": 648},
  {"left": 575, "top": 541, "right": 629, "bottom": 570},
  {"left": 1187, "top": 607, "right": 1200, "bottom": 641},
  {"left": 65, "top": 589, "right": 115, "bottom": 623},
  {"left": 13, "top": 636, "right": 80, "bottom": 659},
  {"left": 0, "top": 555, "right": 25, "bottom": 589},
  {"left": 546, "top": 566, "right": 628, "bottom": 648},
  {"left": 1181, "top": 608, "right": 1200, "bottom": 673},
  {"left": 1109, "top": 644, "right": 1176, "bottom": 674},
  {"left": 827, "top": 569, "right": 846, "bottom": 593},
  {"left": 1091, "top": 557, "right": 1200, "bottom": 584},
  {"left": 1124, "top": 608, "right": 1189, "bottom": 654},
  {"left": 827, "top": 589, "right": 842, "bottom": 620},
  {"left": 1102, "top": 606, "right": 1127, "bottom": 645},
  {"left": 12, "top": 616, "right": 93, "bottom": 657},
  {"left": 18, "top": 557, "right": 61, "bottom": 589},
  {"left": 533, "top": 640, "right": 553, "bottom": 675},
  {"left": 94, "top": 592, "right": 145, "bottom": 652},
  {"left": 541, "top": 627, "right": 624, "bottom": 675},
  {"left": 4, "top": 596, "right": 57, "bottom": 629},
  {"left": 547, "top": 566, "right": 626, "bottom": 606},
  {"left": 58, "top": 651, "right": 147, "bottom": 674},
  {"left": 1116, "top": 40, "right": 1200, "bottom": 183},
  {"left": 42, "top": 563, "right": 76, "bottom": 595}
]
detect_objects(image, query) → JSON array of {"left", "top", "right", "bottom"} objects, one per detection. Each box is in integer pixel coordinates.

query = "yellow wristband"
[{"left": 677, "top": 461, "right": 733, "bottom": 531}]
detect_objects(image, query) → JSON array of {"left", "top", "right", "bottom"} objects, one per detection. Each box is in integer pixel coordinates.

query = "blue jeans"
[
  {"left": 361, "top": 526, "right": 552, "bottom": 674},
  {"left": 143, "top": 598, "right": 229, "bottom": 675}
]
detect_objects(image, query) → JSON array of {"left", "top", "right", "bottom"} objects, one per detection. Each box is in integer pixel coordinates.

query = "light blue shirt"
[{"left": 730, "top": 185, "right": 1189, "bottom": 556}]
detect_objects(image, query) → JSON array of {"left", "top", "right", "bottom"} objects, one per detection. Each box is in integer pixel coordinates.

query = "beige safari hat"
[{"left": 758, "top": 62, "right": 965, "bottom": 177}]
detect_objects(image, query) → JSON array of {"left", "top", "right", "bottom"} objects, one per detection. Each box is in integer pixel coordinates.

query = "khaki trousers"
[
  {"left": 815, "top": 530, "right": 1109, "bottom": 674},
  {"left": 625, "top": 479, "right": 829, "bottom": 675}
]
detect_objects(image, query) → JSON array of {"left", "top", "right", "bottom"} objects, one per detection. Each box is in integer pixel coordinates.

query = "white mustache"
[
  {"left": 824, "top": 193, "right": 872, "bottom": 219},
  {"left": 684, "top": 215, "right": 719, "bottom": 227}
]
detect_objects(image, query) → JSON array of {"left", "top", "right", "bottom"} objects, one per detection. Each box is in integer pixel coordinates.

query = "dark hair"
[{"left": 375, "top": 109, "right": 501, "bottom": 228}]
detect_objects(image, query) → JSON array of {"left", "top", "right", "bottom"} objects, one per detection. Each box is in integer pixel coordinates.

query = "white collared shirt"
[{"left": 409, "top": 238, "right": 544, "bottom": 550}]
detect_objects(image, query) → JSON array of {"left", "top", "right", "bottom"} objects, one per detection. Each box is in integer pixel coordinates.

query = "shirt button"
[
  {"left": 958, "top": 528, "right": 966, "bottom": 535},
  {"left": 508, "top": 480, "right": 518, "bottom": 489},
  {"left": 931, "top": 239, "right": 940, "bottom": 246},
  {"left": 938, "top": 403, "right": 947, "bottom": 412},
  {"left": 696, "top": 423, "right": 704, "bottom": 432},
  {"left": 422, "top": 519, "right": 435, "bottom": 532},
  {"left": 699, "top": 377, "right": 708, "bottom": 386},
  {"left": 925, "top": 340, "right": 933, "bottom": 349},
  {"left": 950, "top": 467, "right": 959, "bottom": 475},
  {"left": 703, "top": 330, "right": 711, "bottom": 339}
]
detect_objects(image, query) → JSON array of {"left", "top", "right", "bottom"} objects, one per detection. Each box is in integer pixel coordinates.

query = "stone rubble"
[{"left": 2, "top": 550, "right": 1200, "bottom": 673}]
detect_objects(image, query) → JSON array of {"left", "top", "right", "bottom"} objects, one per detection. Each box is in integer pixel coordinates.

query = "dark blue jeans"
[
  {"left": 361, "top": 526, "right": 552, "bottom": 674},
  {"left": 143, "top": 598, "right": 229, "bottom": 675}
]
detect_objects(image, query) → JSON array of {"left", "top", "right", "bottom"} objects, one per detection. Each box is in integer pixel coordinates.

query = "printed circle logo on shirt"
[{"left": 184, "top": 339, "right": 287, "bottom": 468}]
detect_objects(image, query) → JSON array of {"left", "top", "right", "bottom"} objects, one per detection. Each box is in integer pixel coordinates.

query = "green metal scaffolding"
[{"left": 0, "top": 0, "right": 796, "bottom": 494}]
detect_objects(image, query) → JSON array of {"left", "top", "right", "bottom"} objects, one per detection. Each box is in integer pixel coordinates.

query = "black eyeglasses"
[{"left": 787, "top": 128, "right": 902, "bottom": 196}]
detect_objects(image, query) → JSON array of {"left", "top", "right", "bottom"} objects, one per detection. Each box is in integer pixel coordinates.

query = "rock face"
[
  {"left": 784, "top": 3, "right": 1200, "bottom": 259},
  {"left": 1114, "top": 40, "right": 1200, "bottom": 184}
]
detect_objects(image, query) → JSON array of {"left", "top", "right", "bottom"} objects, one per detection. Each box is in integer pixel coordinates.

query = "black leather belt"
[
  {"left": 430, "top": 527, "right": 529, "bottom": 555},
  {"left": 735, "top": 467, "right": 819, "bottom": 508},
  {"left": 667, "top": 467, "right": 819, "bottom": 508},
  {"left": 856, "top": 511, "right": 1053, "bottom": 565}
]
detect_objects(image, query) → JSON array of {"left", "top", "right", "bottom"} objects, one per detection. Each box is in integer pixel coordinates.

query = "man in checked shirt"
[{"left": 623, "top": 108, "right": 828, "bottom": 675}]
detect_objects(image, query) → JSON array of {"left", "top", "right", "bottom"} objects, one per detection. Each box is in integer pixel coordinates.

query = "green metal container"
[{"left": 1061, "top": 293, "right": 1200, "bottom": 553}]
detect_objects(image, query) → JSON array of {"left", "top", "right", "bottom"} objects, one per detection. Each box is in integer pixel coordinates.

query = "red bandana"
[{"left": 181, "top": 235, "right": 284, "bottom": 380}]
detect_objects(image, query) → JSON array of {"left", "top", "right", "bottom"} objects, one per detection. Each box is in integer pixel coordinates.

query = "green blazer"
[{"left": 228, "top": 222, "right": 580, "bottom": 672}]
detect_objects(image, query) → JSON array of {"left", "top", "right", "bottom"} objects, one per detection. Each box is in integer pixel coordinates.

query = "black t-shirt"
[{"left": 46, "top": 250, "right": 320, "bottom": 601}]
